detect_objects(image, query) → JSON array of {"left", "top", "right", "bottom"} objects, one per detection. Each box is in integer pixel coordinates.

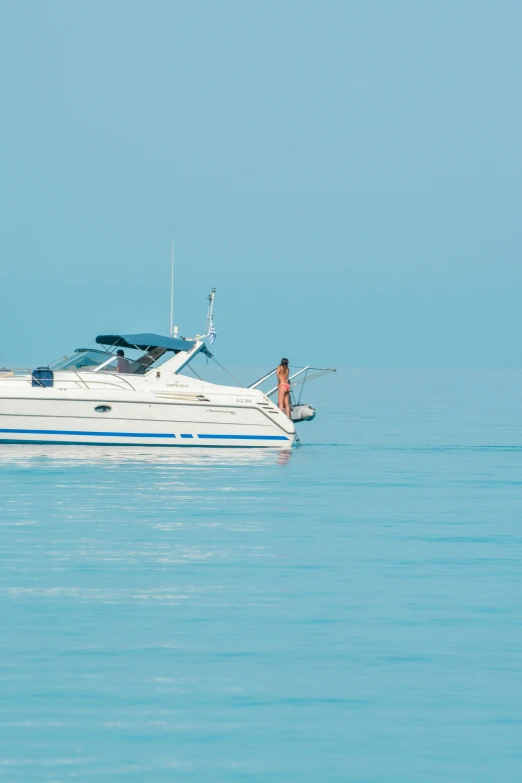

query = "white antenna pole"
[
  {"left": 206, "top": 288, "right": 216, "bottom": 336},
  {"left": 169, "top": 241, "right": 174, "bottom": 336}
]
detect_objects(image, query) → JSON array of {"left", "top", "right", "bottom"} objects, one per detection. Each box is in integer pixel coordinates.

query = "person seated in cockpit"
[{"left": 115, "top": 349, "right": 131, "bottom": 373}]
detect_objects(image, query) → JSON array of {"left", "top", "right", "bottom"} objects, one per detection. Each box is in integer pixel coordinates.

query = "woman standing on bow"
[{"left": 276, "top": 358, "right": 291, "bottom": 418}]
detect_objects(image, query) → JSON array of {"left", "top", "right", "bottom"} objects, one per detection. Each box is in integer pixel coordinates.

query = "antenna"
[
  {"left": 170, "top": 241, "right": 175, "bottom": 336},
  {"left": 206, "top": 288, "right": 216, "bottom": 336}
]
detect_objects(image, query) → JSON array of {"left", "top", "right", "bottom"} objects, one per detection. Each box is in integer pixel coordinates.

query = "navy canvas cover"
[
  {"left": 32, "top": 367, "right": 54, "bottom": 387},
  {"left": 95, "top": 333, "right": 195, "bottom": 352}
]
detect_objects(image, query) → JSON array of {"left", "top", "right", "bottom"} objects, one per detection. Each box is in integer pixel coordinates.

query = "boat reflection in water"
[{"left": 0, "top": 443, "right": 292, "bottom": 468}]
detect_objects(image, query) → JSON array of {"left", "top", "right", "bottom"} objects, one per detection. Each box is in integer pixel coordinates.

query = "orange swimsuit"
[{"left": 278, "top": 369, "right": 290, "bottom": 391}]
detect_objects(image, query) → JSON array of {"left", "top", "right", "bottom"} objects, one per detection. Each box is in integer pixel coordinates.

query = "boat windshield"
[
  {"left": 92, "top": 347, "right": 171, "bottom": 375},
  {"left": 50, "top": 349, "right": 111, "bottom": 371},
  {"left": 50, "top": 346, "right": 172, "bottom": 375}
]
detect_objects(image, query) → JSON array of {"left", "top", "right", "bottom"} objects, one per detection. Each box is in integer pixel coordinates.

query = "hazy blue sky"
[{"left": 1, "top": 0, "right": 521, "bottom": 368}]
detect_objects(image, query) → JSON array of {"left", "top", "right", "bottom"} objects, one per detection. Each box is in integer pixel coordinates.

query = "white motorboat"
[{"left": 0, "top": 293, "right": 334, "bottom": 449}]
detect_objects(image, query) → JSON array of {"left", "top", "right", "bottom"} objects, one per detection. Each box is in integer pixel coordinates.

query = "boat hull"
[{"left": 0, "top": 393, "right": 294, "bottom": 448}]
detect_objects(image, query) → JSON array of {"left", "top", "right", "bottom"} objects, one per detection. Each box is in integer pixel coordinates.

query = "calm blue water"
[{"left": 1, "top": 369, "right": 521, "bottom": 781}]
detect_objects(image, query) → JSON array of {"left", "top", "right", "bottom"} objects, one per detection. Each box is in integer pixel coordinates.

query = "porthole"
[{"left": 94, "top": 405, "right": 111, "bottom": 414}]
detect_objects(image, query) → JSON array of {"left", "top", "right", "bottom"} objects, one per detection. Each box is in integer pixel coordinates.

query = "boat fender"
[
  {"left": 31, "top": 367, "right": 54, "bottom": 388},
  {"left": 290, "top": 404, "right": 316, "bottom": 422}
]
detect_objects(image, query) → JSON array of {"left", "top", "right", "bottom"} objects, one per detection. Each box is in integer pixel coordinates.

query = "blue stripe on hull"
[
  {"left": 0, "top": 439, "right": 288, "bottom": 448},
  {"left": 198, "top": 434, "right": 288, "bottom": 441},
  {"left": 0, "top": 427, "right": 290, "bottom": 442},
  {"left": 0, "top": 427, "right": 175, "bottom": 438}
]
